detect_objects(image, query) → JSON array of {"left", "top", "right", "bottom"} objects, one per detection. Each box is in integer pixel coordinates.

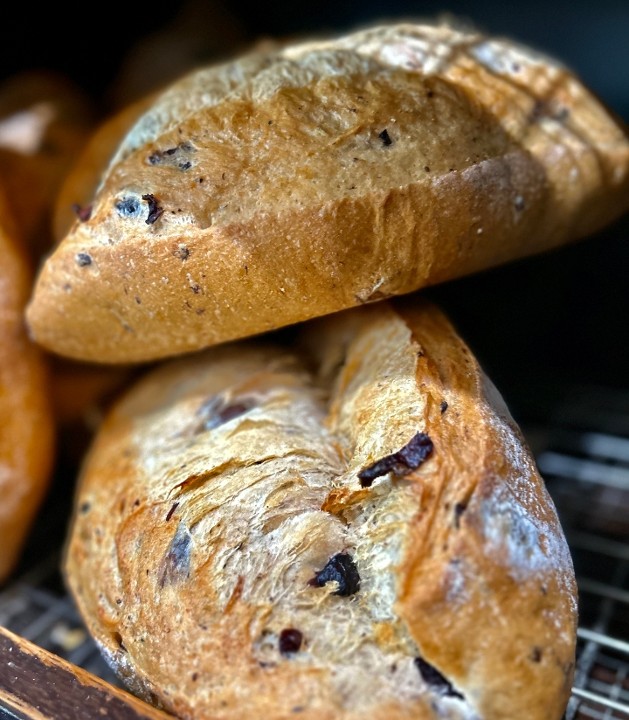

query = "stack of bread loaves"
[{"left": 22, "top": 20, "right": 629, "bottom": 720}]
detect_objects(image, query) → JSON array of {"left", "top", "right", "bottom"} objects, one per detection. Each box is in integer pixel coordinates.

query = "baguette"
[
  {"left": 64, "top": 299, "right": 577, "bottom": 719},
  {"left": 26, "top": 20, "right": 629, "bottom": 363}
]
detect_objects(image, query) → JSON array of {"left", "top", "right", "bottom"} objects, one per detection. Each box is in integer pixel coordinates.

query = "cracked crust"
[
  {"left": 64, "top": 299, "right": 577, "bottom": 719},
  {"left": 27, "top": 21, "right": 629, "bottom": 363}
]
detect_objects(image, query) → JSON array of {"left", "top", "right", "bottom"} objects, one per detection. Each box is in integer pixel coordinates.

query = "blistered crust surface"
[{"left": 65, "top": 300, "right": 577, "bottom": 720}]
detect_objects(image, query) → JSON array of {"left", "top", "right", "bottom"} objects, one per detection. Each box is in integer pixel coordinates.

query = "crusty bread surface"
[
  {"left": 64, "top": 299, "right": 577, "bottom": 720},
  {"left": 0, "top": 188, "right": 54, "bottom": 583},
  {"left": 26, "top": 21, "right": 629, "bottom": 363}
]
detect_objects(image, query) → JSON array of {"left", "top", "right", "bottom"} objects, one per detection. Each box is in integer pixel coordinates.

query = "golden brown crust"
[
  {"left": 394, "top": 301, "right": 576, "bottom": 719},
  {"left": 26, "top": 21, "right": 629, "bottom": 363},
  {"left": 0, "top": 188, "right": 54, "bottom": 583},
  {"left": 64, "top": 299, "right": 576, "bottom": 719}
]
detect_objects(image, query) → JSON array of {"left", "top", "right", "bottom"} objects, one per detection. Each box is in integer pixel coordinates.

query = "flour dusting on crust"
[{"left": 481, "top": 373, "right": 577, "bottom": 621}]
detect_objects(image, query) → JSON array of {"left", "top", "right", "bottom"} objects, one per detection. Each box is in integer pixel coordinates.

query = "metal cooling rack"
[
  {"left": 533, "top": 385, "right": 629, "bottom": 719},
  {"left": 0, "top": 384, "right": 628, "bottom": 718}
]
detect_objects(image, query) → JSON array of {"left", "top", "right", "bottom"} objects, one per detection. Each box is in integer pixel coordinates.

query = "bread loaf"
[
  {"left": 64, "top": 299, "right": 577, "bottom": 719},
  {"left": 26, "top": 21, "right": 629, "bottom": 363},
  {"left": 0, "top": 187, "right": 54, "bottom": 583},
  {"left": 0, "top": 71, "right": 93, "bottom": 262}
]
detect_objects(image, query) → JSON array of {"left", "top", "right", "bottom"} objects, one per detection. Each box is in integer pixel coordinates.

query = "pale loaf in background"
[
  {"left": 0, "top": 71, "right": 93, "bottom": 263},
  {"left": 26, "top": 20, "right": 629, "bottom": 363},
  {"left": 64, "top": 299, "right": 577, "bottom": 720}
]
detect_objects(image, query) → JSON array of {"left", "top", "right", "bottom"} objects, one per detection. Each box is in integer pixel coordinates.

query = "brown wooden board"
[{"left": 0, "top": 626, "right": 171, "bottom": 719}]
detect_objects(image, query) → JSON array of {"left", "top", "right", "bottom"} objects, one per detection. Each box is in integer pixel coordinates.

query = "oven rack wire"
[{"left": 0, "top": 383, "right": 628, "bottom": 719}]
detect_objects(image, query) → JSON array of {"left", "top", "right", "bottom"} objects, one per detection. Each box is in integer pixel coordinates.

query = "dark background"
[
  {"left": 2, "top": 0, "right": 627, "bottom": 118},
  {"left": 1, "top": 0, "right": 628, "bottom": 417}
]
